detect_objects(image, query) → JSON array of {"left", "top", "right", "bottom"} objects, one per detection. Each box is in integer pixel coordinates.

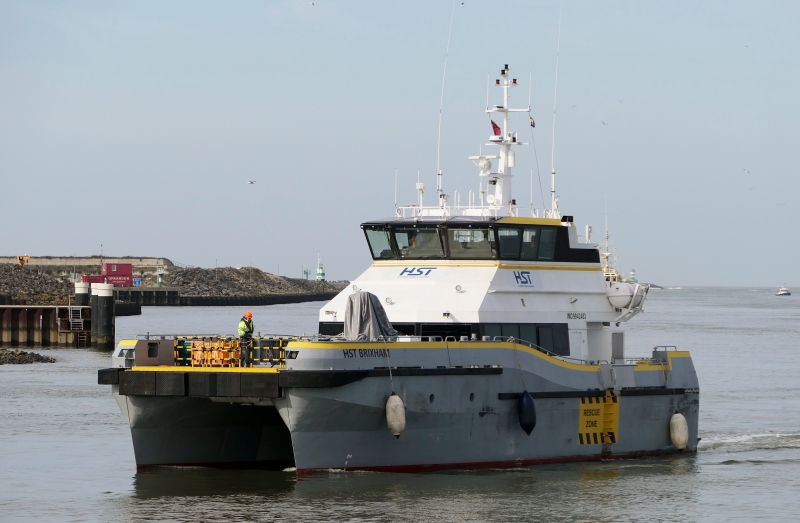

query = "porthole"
[{"left": 429, "top": 394, "right": 435, "bottom": 403}]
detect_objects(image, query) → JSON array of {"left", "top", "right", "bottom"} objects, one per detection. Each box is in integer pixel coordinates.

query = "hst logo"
[
  {"left": 399, "top": 267, "right": 437, "bottom": 277},
  {"left": 513, "top": 270, "right": 535, "bottom": 287}
]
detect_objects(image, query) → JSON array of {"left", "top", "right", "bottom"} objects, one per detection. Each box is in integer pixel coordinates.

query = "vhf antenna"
[
  {"left": 549, "top": 2, "right": 563, "bottom": 217},
  {"left": 435, "top": 0, "right": 458, "bottom": 208}
]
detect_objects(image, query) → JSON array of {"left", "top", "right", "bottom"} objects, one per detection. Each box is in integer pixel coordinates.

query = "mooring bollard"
[
  {"left": 90, "top": 283, "right": 100, "bottom": 338},
  {"left": 74, "top": 282, "right": 90, "bottom": 306},
  {"left": 90, "top": 283, "right": 115, "bottom": 348}
]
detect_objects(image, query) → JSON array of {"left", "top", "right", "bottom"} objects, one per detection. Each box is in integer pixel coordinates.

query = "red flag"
[
  {"left": 530, "top": 116, "right": 536, "bottom": 128},
  {"left": 491, "top": 120, "right": 501, "bottom": 136}
]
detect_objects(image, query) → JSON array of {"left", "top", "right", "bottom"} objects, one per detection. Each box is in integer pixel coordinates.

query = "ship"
[
  {"left": 775, "top": 285, "right": 790, "bottom": 296},
  {"left": 99, "top": 64, "right": 699, "bottom": 473}
]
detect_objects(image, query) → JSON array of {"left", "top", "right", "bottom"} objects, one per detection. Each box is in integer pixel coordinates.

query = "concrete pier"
[
  {"left": 178, "top": 292, "right": 339, "bottom": 306},
  {"left": 0, "top": 305, "right": 91, "bottom": 347},
  {"left": 113, "top": 287, "right": 181, "bottom": 306},
  {"left": 111, "top": 289, "right": 338, "bottom": 307}
]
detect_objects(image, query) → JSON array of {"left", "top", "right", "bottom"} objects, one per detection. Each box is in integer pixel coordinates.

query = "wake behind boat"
[{"left": 99, "top": 64, "right": 699, "bottom": 473}]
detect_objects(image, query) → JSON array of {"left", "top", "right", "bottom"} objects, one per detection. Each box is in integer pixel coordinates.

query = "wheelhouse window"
[
  {"left": 498, "top": 226, "right": 558, "bottom": 261},
  {"left": 520, "top": 228, "right": 538, "bottom": 260},
  {"left": 364, "top": 228, "right": 396, "bottom": 259},
  {"left": 363, "top": 221, "right": 565, "bottom": 262},
  {"left": 394, "top": 227, "right": 445, "bottom": 259},
  {"left": 497, "top": 227, "right": 521, "bottom": 259},
  {"left": 538, "top": 228, "right": 557, "bottom": 261},
  {"left": 447, "top": 227, "right": 495, "bottom": 259}
]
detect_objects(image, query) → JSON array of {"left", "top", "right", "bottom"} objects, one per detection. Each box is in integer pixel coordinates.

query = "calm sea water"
[{"left": 2, "top": 289, "right": 799, "bottom": 522}]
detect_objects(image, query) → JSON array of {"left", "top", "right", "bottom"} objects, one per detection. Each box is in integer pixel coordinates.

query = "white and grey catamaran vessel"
[{"left": 99, "top": 65, "right": 699, "bottom": 473}]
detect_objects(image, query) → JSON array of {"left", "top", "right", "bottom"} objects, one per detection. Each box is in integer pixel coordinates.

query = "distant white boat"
[{"left": 775, "top": 285, "right": 791, "bottom": 296}]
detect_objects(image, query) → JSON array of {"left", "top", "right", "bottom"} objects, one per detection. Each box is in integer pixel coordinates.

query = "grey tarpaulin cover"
[{"left": 343, "top": 291, "right": 399, "bottom": 341}]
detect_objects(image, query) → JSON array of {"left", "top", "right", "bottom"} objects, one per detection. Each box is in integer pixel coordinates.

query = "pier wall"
[
  {"left": 0, "top": 294, "right": 27, "bottom": 305},
  {"left": 115, "top": 302, "right": 142, "bottom": 316},
  {"left": 0, "top": 305, "right": 90, "bottom": 348},
  {"left": 178, "top": 292, "right": 339, "bottom": 307},
  {"left": 114, "top": 288, "right": 181, "bottom": 306},
  {"left": 111, "top": 289, "right": 338, "bottom": 307}
]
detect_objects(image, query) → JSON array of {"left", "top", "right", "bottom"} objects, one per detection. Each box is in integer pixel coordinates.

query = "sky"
[{"left": 1, "top": 1, "right": 798, "bottom": 287}]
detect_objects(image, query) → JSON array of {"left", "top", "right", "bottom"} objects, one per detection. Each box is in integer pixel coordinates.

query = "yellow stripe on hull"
[
  {"left": 129, "top": 366, "right": 279, "bottom": 373},
  {"left": 633, "top": 351, "right": 692, "bottom": 371},
  {"left": 287, "top": 340, "right": 600, "bottom": 372}
]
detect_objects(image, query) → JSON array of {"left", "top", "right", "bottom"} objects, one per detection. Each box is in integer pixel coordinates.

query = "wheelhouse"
[{"left": 361, "top": 217, "right": 600, "bottom": 264}]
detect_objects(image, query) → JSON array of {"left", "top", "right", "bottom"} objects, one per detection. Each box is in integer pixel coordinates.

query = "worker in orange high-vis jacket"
[{"left": 238, "top": 311, "right": 254, "bottom": 367}]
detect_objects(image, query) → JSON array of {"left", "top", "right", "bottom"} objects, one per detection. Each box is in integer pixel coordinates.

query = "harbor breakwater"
[
  {"left": 0, "top": 262, "right": 347, "bottom": 307},
  {"left": 1, "top": 261, "right": 347, "bottom": 348}
]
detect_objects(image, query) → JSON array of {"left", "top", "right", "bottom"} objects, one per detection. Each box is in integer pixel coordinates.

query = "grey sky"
[{"left": 1, "top": 1, "right": 798, "bottom": 287}]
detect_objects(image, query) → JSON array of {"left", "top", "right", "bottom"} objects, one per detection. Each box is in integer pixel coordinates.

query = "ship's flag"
[
  {"left": 530, "top": 116, "right": 536, "bottom": 128},
  {"left": 491, "top": 120, "right": 501, "bottom": 136}
]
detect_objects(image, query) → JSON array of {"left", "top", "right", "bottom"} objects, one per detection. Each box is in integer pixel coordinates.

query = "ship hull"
[
  {"left": 275, "top": 376, "right": 699, "bottom": 472},
  {"left": 109, "top": 346, "right": 699, "bottom": 472},
  {"left": 114, "top": 388, "right": 294, "bottom": 470},
  {"left": 114, "top": 383, "right": 697, "bottom": 472}
]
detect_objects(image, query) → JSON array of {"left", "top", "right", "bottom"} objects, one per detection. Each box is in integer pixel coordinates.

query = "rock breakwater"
[
  {"left": 0, "top": 348, "right": 56, "bottom": 365},
  {"left": 0, "top": 264, "right": 73, "bottom": 305},
  {"left": 0, "top": 262, "right": 348, "bottom": 305},
  {"left": 163, "top": 267, "right": 346, "bottom": 297}
]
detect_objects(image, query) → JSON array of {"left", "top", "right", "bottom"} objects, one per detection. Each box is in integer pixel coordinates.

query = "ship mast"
[
  {"left": 600, "top": 214, "right": 619, "bottom": 283},
  {"left": 398, "top": 64, "right": 529, "bottom": 219},
  {"left": 468, "top": 64, "right": 529, "bottom": 216}
]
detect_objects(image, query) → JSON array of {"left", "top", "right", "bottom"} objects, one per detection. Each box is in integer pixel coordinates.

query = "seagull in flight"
[
  {"left": 742, "top": 168, "right": 751, "bottom": 174},
  {"left": 248, "top": 180, "right": 256, "bottom": 185},
  {"left": 601, "top": 121, "right": 608, "bottom": 126}
]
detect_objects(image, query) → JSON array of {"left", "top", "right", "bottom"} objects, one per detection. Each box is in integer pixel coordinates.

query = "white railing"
[{"left": 394, "top": 202, "right": 561, "bottom": 220}]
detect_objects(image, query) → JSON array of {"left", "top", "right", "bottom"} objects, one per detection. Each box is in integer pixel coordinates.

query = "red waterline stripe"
[
  {"left": 133, "top": 450, "right": 694, "bottom": 474},
  {"left": 295, "top": 449, "right": 693, "bottom": 475},
  {"left": 136, "top": 459, "right": 295, "bottom": 472}
]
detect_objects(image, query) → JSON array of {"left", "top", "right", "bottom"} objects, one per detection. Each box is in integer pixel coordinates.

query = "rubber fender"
[
  {"left": 518, "top": 390, "right": 536, "bottom": 436},
  {"left": 670, "top": 412, "right": 689, "bottom": 450},
  {"left": 386, "top": 392, "right": 406, "bottom": 439}
]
